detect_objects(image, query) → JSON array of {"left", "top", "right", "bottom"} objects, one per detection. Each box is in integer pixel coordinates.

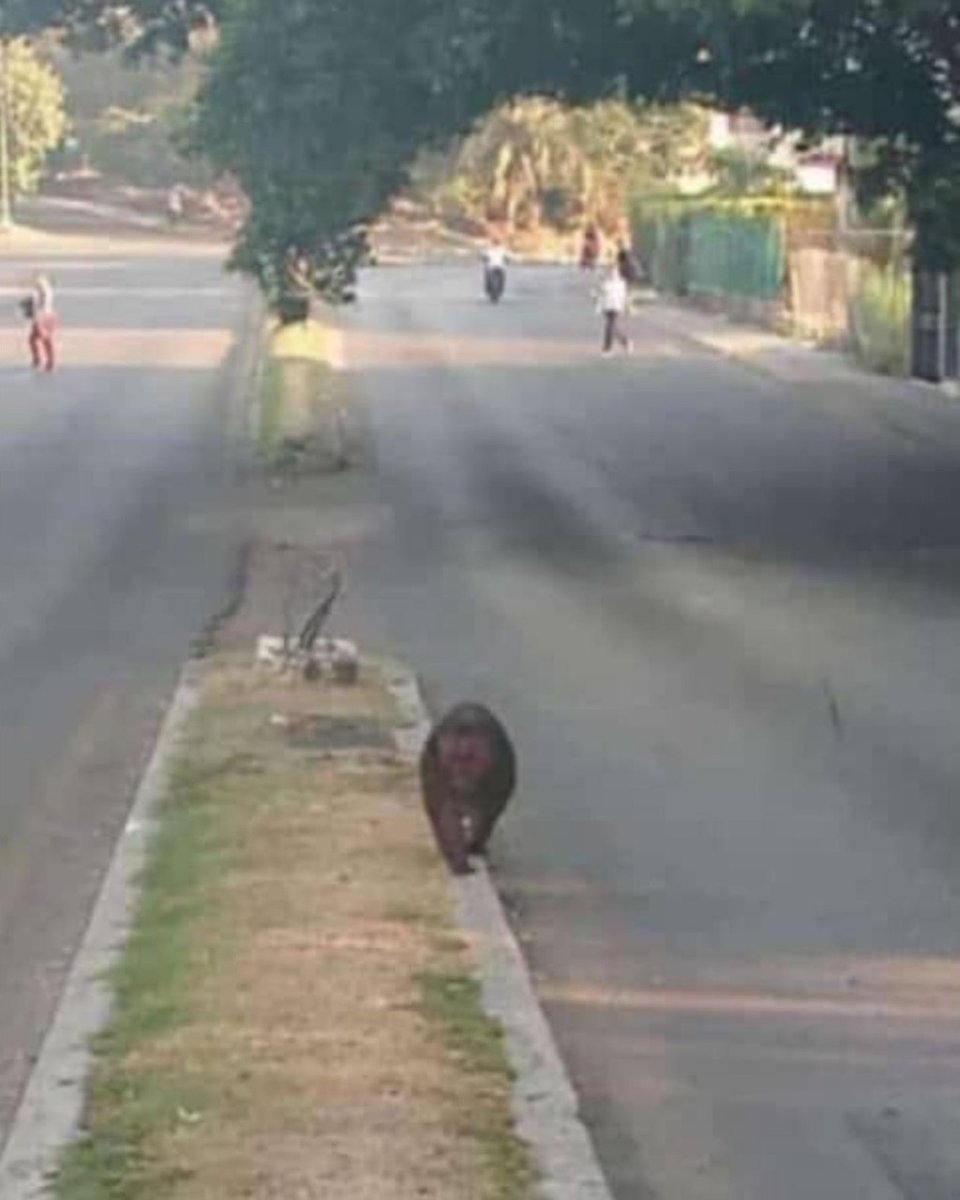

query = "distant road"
[{"left": 0, "top": 232, "right": 250, "bottom": 1147}]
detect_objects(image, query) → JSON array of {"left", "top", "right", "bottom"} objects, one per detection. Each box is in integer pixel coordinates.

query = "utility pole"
[{"left": 0, "top": 36, "right": 11, "bottom": 232}]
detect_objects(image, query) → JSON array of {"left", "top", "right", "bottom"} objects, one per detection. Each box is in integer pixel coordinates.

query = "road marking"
[
  {"left": 0, "top": 287, "right": 236, "bottom": 299},
  {"left": 0, "top": 328, "right": 236, "bottom": 369}
]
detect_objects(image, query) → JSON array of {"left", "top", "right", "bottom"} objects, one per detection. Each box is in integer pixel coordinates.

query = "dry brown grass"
[{"left": 57, "top": 657, "right": 535, "bottom": 1200}]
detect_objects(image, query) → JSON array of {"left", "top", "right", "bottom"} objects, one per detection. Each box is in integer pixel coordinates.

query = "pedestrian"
[
  {"left": 22, "top": 275, "right": 56, "bottom": 372},
  {"left": 167, "top": 184, "right": 184, "bottom": 226},
  {"left": 580, "top": 224, "right": 601, "bottom": 271},
  {"left": 615, "top": 241, "right": 641, "bottom": 286},
  {"left": 597, "top": 265, "right": 632, "bottom": 356}
]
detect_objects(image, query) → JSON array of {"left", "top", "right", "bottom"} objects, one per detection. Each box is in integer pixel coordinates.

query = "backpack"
[{"left": 619, "top": 251, "right": 640, "bottom": 285}]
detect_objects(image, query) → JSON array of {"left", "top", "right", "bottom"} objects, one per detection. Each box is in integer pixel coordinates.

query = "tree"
[
  {"left": 623, "top": 0, "right": 960, "bottom": 265},
  {"left": 0, "top": 1, "right": 66, "bottom": 37},
  {"left": 3, "top": 0, "right": 222, "bottom": 54},
  {"left": 38, "top": 0, "right": 960, "bottom": 281},
  {"left": 567, "top": 101, "right": 711, "bottom": 207},
  {"left": 427, "top": 97, "right": 711, "bottom": 234},
  {"left": 183, "top": 0, "right": 708, "bottom": 296},
  {"left": 187, "top": 0, "right": 501, "bottom": 297},
  {"left": 0, "top": 39, "right": 66, "bottom": 223},
  {"left": 708, "top": 147, "right": 795, "bottom": 197},
  {"left": 450, "top": 98, "right": 576, "bottom": 231}
]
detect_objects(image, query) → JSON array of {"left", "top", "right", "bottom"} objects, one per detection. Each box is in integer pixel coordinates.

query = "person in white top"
[
  {"left": 482, "top": 241, "right": 507, "bottom": 271},
  {"left": 597, "top": 266, "right": 631, "bottom": 355},
  {"left": 481, "top": 239, "right": 508, "bottom": 301}
]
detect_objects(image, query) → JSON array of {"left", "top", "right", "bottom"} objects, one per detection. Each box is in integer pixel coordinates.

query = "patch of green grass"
[
  {"left": 104, "top": 768, "right": 228, "bottom": 1052},
  {"left": 53, "top": 768, "right": 226, "bottom": 1200},
  {"left": 417, "top": 970, "right": 511, "bottom": 1078},
  {"left": 416, "top": 970, "right": 538, "bottom": 1200},
  {"left": 56, "top": 1068, "right": 208, "bottom": 1200},
  {"left": 475, "top": 1118, "right": 541, "bottom": 1200}
]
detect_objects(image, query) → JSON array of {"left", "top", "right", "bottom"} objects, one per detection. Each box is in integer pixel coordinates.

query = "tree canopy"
[
  {"left": 17, "top": 0, "right": 960, "bottom": 279},
  {"left": 0, "top": 1, "right": 64, "bottom": 35},
  {"left": 0, "top": 0, "right": 221, "bottom": 52},
  {"left": 1, "top": 38, "right": 67, "bottom": 197},
  {"left": 666, "top": 0, "right": 960, "bottom": 263},
  {"left": 415, "top": 98, "right": 713, "bottom": 235},
  {"left": 191, "top": 0, "right": 960, "bottom": 284}
]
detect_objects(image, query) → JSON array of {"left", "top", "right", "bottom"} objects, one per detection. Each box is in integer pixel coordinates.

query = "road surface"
[
  {"left": 0, "top": 232, "right": 250, "bottom": 1147},
  {"left": 341, "top": 263, "right": 960, "bottom": 1200}
]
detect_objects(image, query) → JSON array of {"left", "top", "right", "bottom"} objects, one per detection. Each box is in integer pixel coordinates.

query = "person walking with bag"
[{"left": 597, "top": 265, "right": 632, "bottom": 356}]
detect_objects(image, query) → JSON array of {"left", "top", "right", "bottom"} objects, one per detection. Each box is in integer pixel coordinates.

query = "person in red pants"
[{"left": 23, "top": 275, "right": 56, "bottom": 372}]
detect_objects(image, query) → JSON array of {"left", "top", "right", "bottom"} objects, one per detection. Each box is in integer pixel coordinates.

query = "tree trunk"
[{"left": 910, "top": 214, "right": 959, "bottom": 382}]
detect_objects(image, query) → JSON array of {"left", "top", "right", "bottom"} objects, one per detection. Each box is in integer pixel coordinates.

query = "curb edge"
[
  {"left": 384, "top": 663, "right": 613, "bottom": 1200},
  {"left": 0, "top": 665, "right": 204, "bottom": 1199}
]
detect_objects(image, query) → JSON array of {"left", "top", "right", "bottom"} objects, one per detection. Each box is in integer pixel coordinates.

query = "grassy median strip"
[{"left": 55, "top": 655, "right": 537, "bottom": 1200}]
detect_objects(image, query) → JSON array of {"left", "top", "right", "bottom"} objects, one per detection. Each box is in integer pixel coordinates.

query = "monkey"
[{"left": 419, "top": 702, "right": 517, "bottom": 876}]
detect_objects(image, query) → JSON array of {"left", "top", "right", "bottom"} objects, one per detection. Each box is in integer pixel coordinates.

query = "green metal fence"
[
  {"left": 687, "top": 213, "right": 783, "bottom": 300},
  {"left": 635, "top": 214, "right": 691, "bottom": 295},
  {"left": 635, "top": 208, "right": 784, "bottom": 303}
]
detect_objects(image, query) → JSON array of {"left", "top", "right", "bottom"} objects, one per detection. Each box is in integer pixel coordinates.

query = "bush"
[{"left": 850, "top": 264, "right": 911, "bottom": 375}]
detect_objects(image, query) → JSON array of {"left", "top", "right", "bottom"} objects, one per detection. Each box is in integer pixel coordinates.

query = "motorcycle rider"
[
  {"left": 481, "top": 238, "right": 508, "bottom": 300},
  {"left": 580, "top": 224, "right": 601, "bottom": 270}
]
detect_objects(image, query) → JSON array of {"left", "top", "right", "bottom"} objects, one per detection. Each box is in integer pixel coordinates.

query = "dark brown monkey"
[{"left": 419, "top": 702, "right": 517, "bottom": 875}]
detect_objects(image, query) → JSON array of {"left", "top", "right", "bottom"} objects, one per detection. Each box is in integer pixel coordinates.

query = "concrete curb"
[
  {"left": 0, "top": 667, "right": 203, "bottom": 1199},
  {"left": 385, "top": 665, "right": 613, "bottom": 1200}
]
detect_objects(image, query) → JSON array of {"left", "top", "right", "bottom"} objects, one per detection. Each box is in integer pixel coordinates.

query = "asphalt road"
[
  {"left": 342, "top": 264, "right": 960, "bottom": 1200},
  {"left": 0, "top": 233, "right": 249, "bottom": 1147}
]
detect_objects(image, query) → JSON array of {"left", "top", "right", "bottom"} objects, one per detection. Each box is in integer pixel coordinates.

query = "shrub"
[{"left": 850, "top": 264, "right": 911, "bottom": 375}]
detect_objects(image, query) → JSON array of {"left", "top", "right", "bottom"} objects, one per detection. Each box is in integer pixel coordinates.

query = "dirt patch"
[{"left": 284, "top": 712, "right": 396, "bottom": 751}]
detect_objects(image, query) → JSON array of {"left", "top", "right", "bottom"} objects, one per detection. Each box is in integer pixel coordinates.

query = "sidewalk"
[
  {"left": 642, "top": 300, "right": 890, "bottom": 386},
  {"left": 641, "top": 298, "right": 960, "bottom": 403}
]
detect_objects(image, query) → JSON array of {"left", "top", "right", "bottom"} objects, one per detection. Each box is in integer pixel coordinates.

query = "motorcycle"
[{"left": 484, "top": 264, "right": 506, "bottom": 303}]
